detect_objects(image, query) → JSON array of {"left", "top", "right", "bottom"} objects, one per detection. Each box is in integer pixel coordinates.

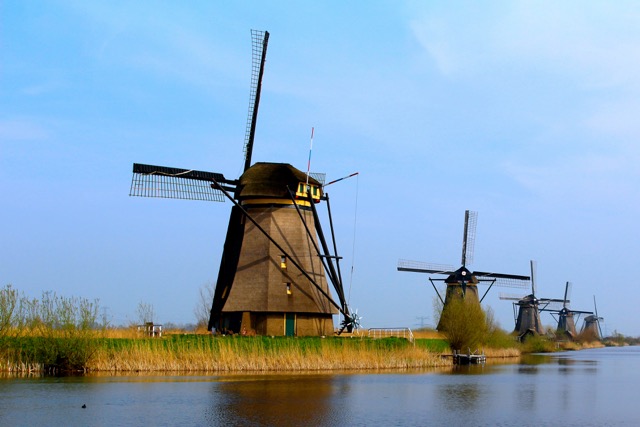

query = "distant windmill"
[
  {"left": 398, "top": 210, "right": 530, "bottom": 331},
  {"left": 541, "top": 282, "right": 592, "bottom": 340},
  {"left": 581, "top": 295, "right": 604, "bottom": 340},
  {"left": 129, "top": 30, "right": 359, "bottom": 336},
  {"left": 500, "top": 261, "right": 565, "bottom": 340}
]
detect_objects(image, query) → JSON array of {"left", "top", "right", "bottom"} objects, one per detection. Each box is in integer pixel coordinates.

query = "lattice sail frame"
[
  {"left": 129, "top": 163, "right": 227, "bottom": 202},
  {"left": 243, "top": 30, "right": 269, "bottom": 170},
  {"left": 397, "top": 259, "right": 530, "bottom": 288}
]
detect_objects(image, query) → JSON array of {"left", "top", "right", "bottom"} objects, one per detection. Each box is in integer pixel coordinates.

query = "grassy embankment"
[{"left": 0, "top": 328, "right": 454, "bottom": 373}]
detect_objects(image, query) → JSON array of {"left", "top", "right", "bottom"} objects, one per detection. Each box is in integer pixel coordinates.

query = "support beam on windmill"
[
  {"left": 398, "top": 210, "right": 530, "bottom": 331},
  {"left": 129, "top": 30, "right": 359, "bottom": 337}
]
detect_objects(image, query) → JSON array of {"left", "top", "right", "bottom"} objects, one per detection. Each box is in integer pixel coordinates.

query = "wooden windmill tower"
[
  {"left": 541, "top": 282, "right": 592, "bottom": 340},
  {"left": 500, "top": 261, "right": 564, "bottom": 340},
  {"left": 581, "top": 295, "right": 604, "bottom": 340},
  {"left": 398, "top": 210, "right": 530, "bottom": 331},
  {"left": 129, "top": 30, "right": 358, "bottom": 337}
]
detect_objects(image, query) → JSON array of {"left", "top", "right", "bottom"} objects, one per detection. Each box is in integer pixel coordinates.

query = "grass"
[{"left": 0, "top": 334, "right": 453, "bottom": 373}]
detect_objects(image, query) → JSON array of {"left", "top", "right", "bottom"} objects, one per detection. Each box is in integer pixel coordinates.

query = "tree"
[
  {"left": 437, "top": 297, "right": 488, "bottom": 351},
  {"left": 136, "top": 301, "right": 155, "bottom": 325},
  {"left": 194, "top": 282, "right": 214, "bottom": 329}
]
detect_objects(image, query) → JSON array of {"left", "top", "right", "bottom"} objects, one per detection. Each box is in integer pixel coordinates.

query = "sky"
[{"left": 2, "top": 1, "right": 639, "bottom": 335}]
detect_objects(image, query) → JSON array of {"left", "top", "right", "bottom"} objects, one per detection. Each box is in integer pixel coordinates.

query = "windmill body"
[
  {"left": 581, "top": 315, "right": 601, "bottom": 340},
  {"left": 580, "top": 296, "right": 604, "bottom": 341},
  {"left": 130, "top": 31, "right": 355, "bottom": 337},
  {"left": 398, "top": 210, "right": 530, "bottom": 332},
  {"left": 212, "top": 163, "right": 337, "bottom": 336},
  {"left": 513, "top": 294, "right": 545, "bottom": 337},
  {"left": 557, "top": 309, "right": 577, "bottom": 338}
]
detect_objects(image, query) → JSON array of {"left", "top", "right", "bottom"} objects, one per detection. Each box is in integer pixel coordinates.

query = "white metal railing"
[
  {"left": 137, "top": 323, "right": 163, "bottom": 338},
  {"left": 367, "top": 327, "right": 414, "bottom": 344}
]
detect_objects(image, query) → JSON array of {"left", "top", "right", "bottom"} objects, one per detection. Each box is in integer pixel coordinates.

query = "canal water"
[{"left": 0, "top": 346, "right": 638, "bottom": 426}]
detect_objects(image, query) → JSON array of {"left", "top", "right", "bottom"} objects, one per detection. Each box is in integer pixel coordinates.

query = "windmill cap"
[
  {"left": 238, "top": 162, "right": 321, "bottom": 200},
  {"left": 444, "top": 266, "right": 478, "bottom": 284}
]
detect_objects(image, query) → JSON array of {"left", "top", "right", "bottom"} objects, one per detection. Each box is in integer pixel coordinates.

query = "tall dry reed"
[{"left": 88, "top": 336, "right": 451, "bottom": 372}]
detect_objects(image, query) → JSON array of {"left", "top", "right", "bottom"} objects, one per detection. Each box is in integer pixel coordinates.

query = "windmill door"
[{"left": 285, "top": 313, "right": 295, "bottom": 336}]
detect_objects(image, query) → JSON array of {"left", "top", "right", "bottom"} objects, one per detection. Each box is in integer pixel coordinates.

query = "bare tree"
[
  {"left": 194, "top": 282, "right": 214, "bottom": 329},
  {"left": 136, "top": 301, "right": 155, "bottom": 325}
]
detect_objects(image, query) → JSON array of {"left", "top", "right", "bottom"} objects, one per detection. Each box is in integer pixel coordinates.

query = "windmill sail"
[
  {"left": 461, "top": 210, "right": 477, "bottom": 267},
  {"left": 243, "top": 30, "right": 269, "bottom": 172},
  {"left": 130, "top": 163, "right": 234, "bottom": 201}
]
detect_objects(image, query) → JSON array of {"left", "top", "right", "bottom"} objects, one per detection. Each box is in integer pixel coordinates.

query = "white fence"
[{"left": 367, "top": 327, "right": 414, "bottom": 344}]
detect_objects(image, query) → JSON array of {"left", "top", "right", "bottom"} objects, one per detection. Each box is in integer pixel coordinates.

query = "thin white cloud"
[
  {"left": 0, "top": 118, "right": 49, "bottom": 141},
  {"left": 409, "top": 1, "right": 640, "bottom": 89}
]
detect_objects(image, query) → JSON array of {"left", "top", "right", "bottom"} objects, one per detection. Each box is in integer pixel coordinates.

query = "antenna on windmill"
[{"left": 306, "top": 127, "right": 314, "bottom": 188}]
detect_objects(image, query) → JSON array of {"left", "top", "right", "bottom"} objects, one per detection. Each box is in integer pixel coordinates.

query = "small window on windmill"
[
  {"left": 295, "top": 182, "right": 307, "bottom": 199},
  {"left": 285, "top": 283, "right": 292, "bottom": 295},
  {"left": 311, "top": 184, "right": 321, "bottom": 202},
  {"left": 280, "top": 255, "right": 287, "bottom": 270}
]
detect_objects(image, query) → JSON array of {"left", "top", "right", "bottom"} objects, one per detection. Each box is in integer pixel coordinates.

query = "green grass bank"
[{"left": 0, "top": 335, "right": 452, "bottom": 373}]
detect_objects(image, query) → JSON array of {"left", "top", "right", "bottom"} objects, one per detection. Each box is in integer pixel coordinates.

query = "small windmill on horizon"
[
  {"left": 581, "top": 295, "right": 604, "bottom": 340},
  {"left": 541, "top": 281, "right": 593, "bottom": 340},
  {"left": 500, "top": 260, "right": 565, "bottom": 340}
]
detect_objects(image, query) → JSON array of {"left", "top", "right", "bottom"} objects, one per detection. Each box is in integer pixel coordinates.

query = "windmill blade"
[
  {"left": 397, "top": 259, "right": 456, "bottom": 275},
  {"left": 473, "top": 270, "right": 530, "bottom": 288},
  {"left": 538, "top": 298, "right": 566, "bottom": 311},
  {"left": 323, "top": 172, "right": 358, "bottom": 187},
  {"left": 130, "top": 163, "right": 234, "bottom": 201},
  {"left": 479, "top": 276, "right": 530, "bottom": 288},
  {"left": 593, "top": 295, "right": 604, "bottom": 337},
  {"left": 563, "top": 281, "right": 572, "bottom": 308},
  {"left": 461, "top": 210, "right": 478, "bottom": 267},
  {"left": 243, "top": 30, "right": 269, "bottom": 172},
  {"left": 530, "top": 260, "right": 537, "bottom": 296},
  {"left": 499, "top": 292, "right": 526, "bottom": 301}
]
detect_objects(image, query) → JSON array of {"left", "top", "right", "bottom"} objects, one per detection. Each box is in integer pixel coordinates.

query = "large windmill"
[
  {"left": 499, "top": 261, "right": 564, "bottom": 339},
  {"left": 541, "top": 282, "right": 592, "bottom": 340},
  {"left": 581, "top": 295, "right": 604, "bottom": 340},
  {"left": 398, "top": 210, "right": 530, "bottom": 331},
  {"left": 129, "top": 30, "right": 358, "bottom": 337}
]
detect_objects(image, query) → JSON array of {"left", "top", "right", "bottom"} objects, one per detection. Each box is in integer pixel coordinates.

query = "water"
[{"left": 0, "top": 346, "right": 638, "bottom": 426}]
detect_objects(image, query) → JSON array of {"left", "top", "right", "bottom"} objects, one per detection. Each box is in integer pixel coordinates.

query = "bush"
[
  {"left": 0, "top": 285, "right": 104, "bottom": 373},
  {"left": 438, "top": 297, "right": 488, "bottom": 351},
  {"left": 520, "top": 334, "right": 556, "bottom": 353}
]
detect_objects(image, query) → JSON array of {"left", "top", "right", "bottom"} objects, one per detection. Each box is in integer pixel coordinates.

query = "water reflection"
[
  {"left": 439, "top": 383, "right": 481, "bottom": 411},
  {"left": 207, "top": 375, "right": 350, "bottom": 426}
]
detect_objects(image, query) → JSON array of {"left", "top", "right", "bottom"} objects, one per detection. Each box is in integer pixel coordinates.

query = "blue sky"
[{"left": 3, "top": 1, "right": 639, "bottom": 335}]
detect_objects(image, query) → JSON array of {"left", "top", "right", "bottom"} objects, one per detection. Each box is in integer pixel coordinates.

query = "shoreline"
[{"left": 0, "top": 332, "right": 611, "bottom": 375}]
